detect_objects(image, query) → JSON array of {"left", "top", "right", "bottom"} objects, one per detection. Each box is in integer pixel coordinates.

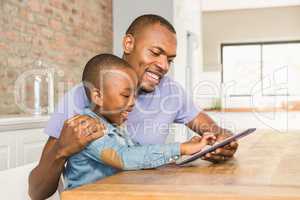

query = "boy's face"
[
  {"left": 124, "top": 23, "right": 177, "bottom": 93},
  {"left": 95, "top": 68, "right": 138, "bottom": 126}
]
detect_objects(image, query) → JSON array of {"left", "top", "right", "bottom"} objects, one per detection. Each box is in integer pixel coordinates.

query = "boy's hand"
[
  {"left": 56, "top": 115, "right": 106, "bottom": 159},
  {"left": 180, "top": 133, "right": 216, "bottom": 155}
]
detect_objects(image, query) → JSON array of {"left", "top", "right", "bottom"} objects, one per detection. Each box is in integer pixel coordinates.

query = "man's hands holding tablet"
[
  {"left": 177, "top": 128, "right": 256, "bottom": 165},
  {"left": 202, "top": 130, "right": 239, "bottom": 163}
]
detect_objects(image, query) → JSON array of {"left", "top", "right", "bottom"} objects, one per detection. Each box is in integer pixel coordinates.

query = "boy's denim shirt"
[{"left": 64, "top": 108, "right": 181, "bottom": 189}]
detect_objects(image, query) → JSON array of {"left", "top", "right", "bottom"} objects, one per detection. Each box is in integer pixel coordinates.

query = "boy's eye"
[{"left": 121, "top": 94, "right": 130, "bottom": 98}]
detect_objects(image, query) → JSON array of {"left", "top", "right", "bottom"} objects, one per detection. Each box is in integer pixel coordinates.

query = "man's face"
[{"left": 125, "top": 23, "right": 177, "bottom": 92}]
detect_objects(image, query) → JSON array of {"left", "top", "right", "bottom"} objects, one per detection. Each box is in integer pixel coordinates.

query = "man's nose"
[{"left": 156, "top": 56, "right": 169, "bottom": 73}]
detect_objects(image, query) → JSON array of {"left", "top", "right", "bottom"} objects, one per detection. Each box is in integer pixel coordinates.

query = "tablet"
[{"left": 176, "top": 128, "right": 256, "bottom": 165}]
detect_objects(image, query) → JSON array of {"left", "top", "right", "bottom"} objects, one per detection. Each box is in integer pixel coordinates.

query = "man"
[{"left": 29, "top": 14, "right": 238, "bottom": 200}]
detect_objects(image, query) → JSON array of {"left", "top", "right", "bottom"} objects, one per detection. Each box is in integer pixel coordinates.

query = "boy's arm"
[{"left": 84, "top": 134, "right": 181, "bottom": 170}]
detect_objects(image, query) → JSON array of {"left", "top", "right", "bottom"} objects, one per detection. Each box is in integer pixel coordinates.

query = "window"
[{"left": 222, "top": 41, "right": 300, "bottom": 96}]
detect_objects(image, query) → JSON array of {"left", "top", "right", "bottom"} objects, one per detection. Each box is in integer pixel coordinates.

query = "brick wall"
[{"left": 0, "top": 0, "right": 112, "bottom": 115}]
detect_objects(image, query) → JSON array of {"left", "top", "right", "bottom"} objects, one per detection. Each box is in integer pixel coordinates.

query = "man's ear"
[
  {"left": 90, "top": 88, "right": 103, "bottom": 107},
  {"left": 123, "top": 34, "right": 135, "bottom": 54}
]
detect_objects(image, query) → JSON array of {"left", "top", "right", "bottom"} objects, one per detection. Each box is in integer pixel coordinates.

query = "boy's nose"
[{"left": 127, "top": 98, "right": 135, "bottom": 111}]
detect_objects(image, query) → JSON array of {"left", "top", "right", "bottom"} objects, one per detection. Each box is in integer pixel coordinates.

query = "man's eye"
[
  {"left": 122, "top": 94, "right": 130, "bottom": 98},
  {"left": 168, "top": 59, "right": 174, "bottom": 64},
  {"left": 150, "top": 50, "right": 160, "bottom": 56}
]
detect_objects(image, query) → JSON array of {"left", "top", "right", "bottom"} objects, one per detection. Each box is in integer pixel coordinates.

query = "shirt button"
[
  {"left": 169, "top": 156, "right": 180, "bottom": 162},
  {"left": 173, "top": 155, "right": 180, "bottom": 160}
]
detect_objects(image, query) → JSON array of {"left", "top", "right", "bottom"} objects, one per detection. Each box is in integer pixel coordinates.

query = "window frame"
[{"left": 221, "top": 40, "right": 300, "bottom": 97}]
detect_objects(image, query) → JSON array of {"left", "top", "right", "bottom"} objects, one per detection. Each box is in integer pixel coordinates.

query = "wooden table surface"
[{"left": 62, "top": 130, "right": 300, "bottom": 200}]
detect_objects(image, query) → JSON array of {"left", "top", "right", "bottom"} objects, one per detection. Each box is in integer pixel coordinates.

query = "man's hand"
[
  {"left": 201, "top": 130, "right": 238, "bottom": 163},
  {"left": 56, "top": 115, "right": 106, "bottom": 159},
  {"left": 186, "top": 112, "right": 239, "bottom": 163}
]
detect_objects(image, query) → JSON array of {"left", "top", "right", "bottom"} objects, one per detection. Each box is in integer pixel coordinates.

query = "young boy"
[{"left": 64, "top": 54, "right": 215, "bottom": 189}]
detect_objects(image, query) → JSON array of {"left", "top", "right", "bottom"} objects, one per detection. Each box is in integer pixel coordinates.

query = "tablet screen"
[{"left": 176, "top": 128, "right": 256, "bottom": 165}]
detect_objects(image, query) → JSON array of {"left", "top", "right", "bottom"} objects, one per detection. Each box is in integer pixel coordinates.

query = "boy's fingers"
[
  {"left": 202, "top": 132, "right": 216, "bottom": 139},
  {"left": 202, "top": 134, "right": 216, "bottom": 145},
  {"left": 191, "top": 136, "right": 201, "bottom": 142},
  {"left": 202, "top": 132, "right": 214, "bottom": 136},
  {"left": 207, "top": 135, "right": 216, "bottom": 140},
  {"left": 207, "top": 139, "right": 216, "bottom": 146}
]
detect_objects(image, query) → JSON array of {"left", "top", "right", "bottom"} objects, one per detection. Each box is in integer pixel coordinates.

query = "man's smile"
[{"left": 144, "top": 70, "right": 163, "bottom": 85}]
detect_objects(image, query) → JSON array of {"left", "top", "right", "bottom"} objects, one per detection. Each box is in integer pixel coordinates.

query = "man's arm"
[
  {"left": 28, "top": 137, "right": 65, "bottom": 200},
  {"left": 186, "top": 112, "right": 238, "bottom": 163},
  {"left": 28, "top": 115, "right": 105, "bottom": 200}
]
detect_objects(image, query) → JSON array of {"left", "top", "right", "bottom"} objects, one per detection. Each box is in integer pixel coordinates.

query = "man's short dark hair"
[
  {"left": 126, "top": 14, "right": 176, "bottom": 36},
  {"left": 82, "top": 54, "right": 131, "bottom": 100}
]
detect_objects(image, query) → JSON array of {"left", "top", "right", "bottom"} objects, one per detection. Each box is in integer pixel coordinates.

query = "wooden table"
[{"left": 62, "top": 130, "right": 300, "bottom": 200}]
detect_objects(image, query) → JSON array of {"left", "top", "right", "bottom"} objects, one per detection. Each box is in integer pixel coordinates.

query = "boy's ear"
[
  {"left": 90, "top": 88, "right": 103, "bottom": 107},
  {"left": 123, "top": 34, "right": 135, "bottom": 54}
]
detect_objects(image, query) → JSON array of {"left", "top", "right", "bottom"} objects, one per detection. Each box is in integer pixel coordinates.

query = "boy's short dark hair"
[{"left": 82, "top": 54, "right": 131, "bottom": 100}]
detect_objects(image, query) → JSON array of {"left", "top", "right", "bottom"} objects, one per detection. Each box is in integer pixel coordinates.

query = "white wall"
[
  {"left": 203, "top": 6, "right": 300, "bottom": 71},
  {"left": 173, "top": 0, "right": 203, "bottom": 91},
  {"left": 193, "top": 71, "right": 221, "bottom": 109}
]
